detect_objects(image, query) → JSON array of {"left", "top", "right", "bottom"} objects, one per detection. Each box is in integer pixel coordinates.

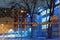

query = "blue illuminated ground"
[{"left": 0, "top": 37, "right": 59, "bottom": 40}]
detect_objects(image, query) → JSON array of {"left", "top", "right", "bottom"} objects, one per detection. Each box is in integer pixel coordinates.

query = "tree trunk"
[
  {"left": 47, "top": 0, "right": 55, "bottom": 38},
  {"left": 47, "top": 16, "right": 52, "bottom": 38}
]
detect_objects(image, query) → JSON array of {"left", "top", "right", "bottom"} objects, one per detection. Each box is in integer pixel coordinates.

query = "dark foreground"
[{"left": 0, "top": 37, "right": 59, "bottom": 40}]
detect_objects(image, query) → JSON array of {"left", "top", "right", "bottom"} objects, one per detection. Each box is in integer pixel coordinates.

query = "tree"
[
  {"left": 46, "top": 0, "right": 60, "bottom": 38},
  {"left": 21, "top": 0, "right": 38, "bottom": 38},
  {"left": 8, "top": 0, "right": 45, "bottom": 38},
  {"left": 8, "top": 0, "right": 60, "bottom": 38}
]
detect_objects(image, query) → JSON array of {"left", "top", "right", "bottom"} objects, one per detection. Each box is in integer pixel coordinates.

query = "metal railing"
[{"left": 0, "top": 22, "right": 60, "bottom": 24}]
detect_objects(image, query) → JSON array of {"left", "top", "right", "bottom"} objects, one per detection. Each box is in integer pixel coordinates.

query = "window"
[
  {"left": 42, "top": 17, "right": 46, "bottom": 22},
  {"left": 40, "top": 8, "right": 50, "bottom": 30},
  {"left": 42, "top": 24, "right": 48, "bottom": 29},
  {"left": 42, "top": 17, "right": 49, "bottom": 29}
]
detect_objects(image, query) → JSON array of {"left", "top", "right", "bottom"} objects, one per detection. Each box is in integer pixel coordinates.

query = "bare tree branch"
[
  {"left": 39, "top": 3, "right": 60, "bottom": 14},
  {"left": 22, "top": 0, "right": 31, "bottom": 12},
  {"left": 32, "top": 0, "right": 37, "bottom": 13},
  {"left": 46, "top": 0, "right": 50, "bottom": 8},
  {"left": 55, "top": 3, "right": 60, "bottom": 7}
]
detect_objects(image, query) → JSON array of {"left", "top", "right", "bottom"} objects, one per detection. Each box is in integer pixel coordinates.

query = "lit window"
[
  {"left": 41, "top": 10, "right": 46, "bottom": 16},
  {"left": 42, "top": 16, "right": 49, "bottom": 29},
  {"left": 38, "top": 9, "right": 43, "bottom": 12},
  {"left": 47, "top": 9, "right": 50, "bottom": 13},
  {"left": 42, "top": 17, "right": 46, "bottom": 22},
  {"left": 42, "top": 24, "right": 48, "bottom": 30},
  {"left": 42, "top": 16, "right": 49, "bottom": 22},
  {"left": 41, "top": 9, "right": 50, "bottom": 16},
  {"left": 47, "top": 16, "right": 49, "bottom": 21}
]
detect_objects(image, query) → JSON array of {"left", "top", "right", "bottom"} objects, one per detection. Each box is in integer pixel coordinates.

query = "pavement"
[{"left": 0, "top": 37, "right": 59, "bottom": 40}]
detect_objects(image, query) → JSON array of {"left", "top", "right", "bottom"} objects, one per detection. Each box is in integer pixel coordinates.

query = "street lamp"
[
  {"left": 20, "top": 9, "right": 26, "bottom": 13},
  {"left": 21, "top": 10, "right": 24, "bottom": 13}
]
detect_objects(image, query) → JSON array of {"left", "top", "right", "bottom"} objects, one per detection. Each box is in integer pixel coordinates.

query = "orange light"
[
  {"left": 51, "top": 14, "right": 58, "bottom": 21},
  {"left": 21, "top": 10, "right": 24, "bottom": 13}
]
